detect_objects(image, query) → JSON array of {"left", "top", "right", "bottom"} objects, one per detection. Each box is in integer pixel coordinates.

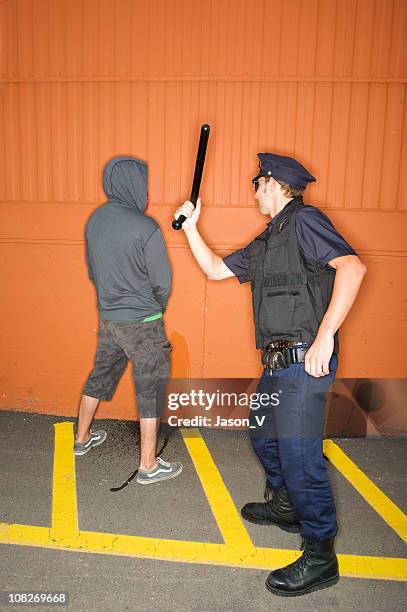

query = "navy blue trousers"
[{"left": 249, "top": 354, "right": 338, "bottom": 541}]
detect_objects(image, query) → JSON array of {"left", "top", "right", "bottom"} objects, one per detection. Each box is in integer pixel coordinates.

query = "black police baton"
[{"left": 172, "top": 123, "right": 210, "bottom": 230}]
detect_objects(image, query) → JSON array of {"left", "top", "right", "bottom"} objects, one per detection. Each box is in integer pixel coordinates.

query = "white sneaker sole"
[
  {"left": 74, "top": 432, "right": 107, "bottom": 456},
  {"left": 136, "top": 464, "right": 183, "bottom": 485}
]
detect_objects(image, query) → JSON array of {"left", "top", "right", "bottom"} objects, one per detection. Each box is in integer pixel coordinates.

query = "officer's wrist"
[
  {"left": 316, "top": 326, "right": 335, "bottom": 340},
  {"left": 184, "top": 224, "right": 199, "bottom": 238}
]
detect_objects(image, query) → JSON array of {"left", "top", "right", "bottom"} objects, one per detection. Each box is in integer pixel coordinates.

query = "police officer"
[{"left": 174, "top": 153, "right": 366, "bottom": 596}]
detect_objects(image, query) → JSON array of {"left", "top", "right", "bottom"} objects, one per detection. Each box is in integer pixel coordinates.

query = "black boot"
[
  {"left": 266, "top": 538, "right": 339, "bottom": 597},
  {"left": 241, "top": 486, "right": 300, "bottom": 533}
]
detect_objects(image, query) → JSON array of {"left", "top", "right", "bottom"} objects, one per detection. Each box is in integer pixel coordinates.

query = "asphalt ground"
[{"left": 0, "top": 411, "right": 406, "bottom": 612}]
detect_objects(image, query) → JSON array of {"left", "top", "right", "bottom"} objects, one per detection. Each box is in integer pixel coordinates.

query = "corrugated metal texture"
[
  {"left": 1, "top": 80, "right": 406, "bottom": 209},
  {"left": 2, "top": 0, "right": 407, "bottom": 79},
  {"left": 1, "top": 0, "right": 406, "bottom": 212}
]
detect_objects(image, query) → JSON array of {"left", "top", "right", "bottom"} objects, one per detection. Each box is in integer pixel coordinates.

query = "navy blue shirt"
[{"left": 223, "top": 204, "right": 356, "bottom": 283}]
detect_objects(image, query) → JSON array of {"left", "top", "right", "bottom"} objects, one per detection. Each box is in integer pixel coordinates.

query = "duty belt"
[{"left": 261, "top": 340, "right": 308, "bottom": 371}]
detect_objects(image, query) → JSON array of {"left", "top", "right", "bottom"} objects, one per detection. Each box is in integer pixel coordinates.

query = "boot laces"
[
  {"left": 264, "top": 484, "right": 280, "bottom": 511},
  {"left": 264, "top": 484, "right": 273, "bottom": 505},
  {"left": 285, "top": 539, "right": 314, "bottom": 575}
]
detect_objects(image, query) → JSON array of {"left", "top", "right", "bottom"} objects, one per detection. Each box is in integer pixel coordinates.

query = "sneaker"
[
  {"left": 74, "top": 430, "right": 107, "bottom": 456},
  {"left": 136, "top": 457, "right": 183, "bottom": 485}
]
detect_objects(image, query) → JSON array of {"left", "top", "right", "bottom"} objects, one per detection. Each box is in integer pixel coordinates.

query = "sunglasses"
[
  {"left": 253, "top": 176, "right": 281, "bottom": 191},
  {"left": 252, "top": 177, "right": 270, "bottom": 191}
]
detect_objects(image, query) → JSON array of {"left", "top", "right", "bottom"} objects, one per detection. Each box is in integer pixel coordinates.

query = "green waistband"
[{"left": 142, "top": 312, "right": 162, "bottom": 322}]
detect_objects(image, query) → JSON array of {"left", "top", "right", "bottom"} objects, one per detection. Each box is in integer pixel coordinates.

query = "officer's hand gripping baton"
[{"left": 172, "top": 123, "right": 210, "bottom": 230}]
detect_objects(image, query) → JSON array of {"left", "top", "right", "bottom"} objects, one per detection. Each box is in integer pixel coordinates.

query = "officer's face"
[{"left": 254, "top": 177, "right": 272, "bottom": 215}]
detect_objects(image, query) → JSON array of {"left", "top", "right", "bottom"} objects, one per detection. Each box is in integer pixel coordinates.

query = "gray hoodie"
[{"left": 85, "top": 156, "right": 172, "bottom": 322}]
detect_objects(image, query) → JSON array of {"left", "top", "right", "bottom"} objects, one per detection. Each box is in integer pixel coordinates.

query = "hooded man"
[{"left": 74, "top": 156, "right": 183, "bottom": 485}]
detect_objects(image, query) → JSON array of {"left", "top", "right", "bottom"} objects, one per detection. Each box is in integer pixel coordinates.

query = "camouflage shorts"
[{"left": 83, "top": 318, "right": 171, "bottom": 418}]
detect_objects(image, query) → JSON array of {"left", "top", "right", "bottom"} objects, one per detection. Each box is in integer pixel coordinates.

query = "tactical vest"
[{"left": 249, "top": 198, "right": 339, "bottom": 352}]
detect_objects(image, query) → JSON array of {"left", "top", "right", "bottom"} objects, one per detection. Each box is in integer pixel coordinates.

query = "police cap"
[{"left": 252, "top": 153, "right": 316, "bottom": 187}]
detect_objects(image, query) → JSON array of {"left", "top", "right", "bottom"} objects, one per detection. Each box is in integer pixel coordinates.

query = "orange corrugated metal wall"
[{"left": 0, "top": 0, "right": 406, "bottom": 418}]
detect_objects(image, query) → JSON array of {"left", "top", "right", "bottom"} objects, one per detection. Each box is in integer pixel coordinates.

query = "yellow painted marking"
[
  {"left": 1, "top": 422, "right": 406, "bottom": 583},
  {"left": 51, "top": 422, "right": 78, "bottom": 539},
  {"left": 0, "top": 523, "right": 406, "bottom": 581},
  {"left": 181, "top": 428, "right": 254, "bottom": 551},
  {"left": 324, "top": 440, "right": 407, "bottom": 543}
]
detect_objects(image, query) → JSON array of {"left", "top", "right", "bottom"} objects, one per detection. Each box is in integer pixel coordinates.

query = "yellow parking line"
[
  {"left": 0, "top": 522, "right": 406, "bottom": 581},
  {"left": 324, "top": 440, "right": 407, "bottom": 543},
  {"left": 1, "top": 422, "right": 406, "bottom": 582},
  {"left": 336, "top": 552, "right": 407, "bottom": 581},
  {"left": 51, "top": 422, "right": 78, "bottom": 540},
  {"left": 181, "top": 428, "right": 254, "bottom": 551}
]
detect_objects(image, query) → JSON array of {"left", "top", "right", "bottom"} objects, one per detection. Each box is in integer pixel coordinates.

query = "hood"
[{"left": 102, "top": 156, "right": 148, "bottom": 212}]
